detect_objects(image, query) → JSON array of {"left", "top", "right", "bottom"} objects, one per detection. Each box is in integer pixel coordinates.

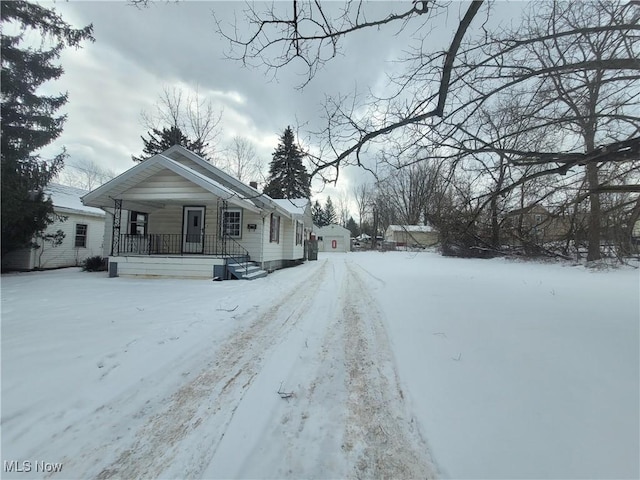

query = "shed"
[
  {"left": 2, "top": 184, "right": 106, "bottom": 270},
  {"left": 315, "top": 224, "right": 351, "bottom": 253}
]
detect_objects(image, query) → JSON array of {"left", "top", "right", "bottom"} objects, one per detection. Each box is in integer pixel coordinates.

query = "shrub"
[{"left": 82, "top": 255, "right": 107, "bottom": 272}]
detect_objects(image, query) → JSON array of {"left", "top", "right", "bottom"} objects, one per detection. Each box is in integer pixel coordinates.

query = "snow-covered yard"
[{"left": 1, "top": 252, "right": 638, "bottom": 479}]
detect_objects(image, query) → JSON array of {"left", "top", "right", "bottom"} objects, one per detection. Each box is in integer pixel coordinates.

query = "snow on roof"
[
  {"left": 47, "top": 183, "right": 105, "bottom": 217},
  {"left": 314, "top": 224, "right": 351, "bottom": 236},
  {"left": 271, "top": 198, "right": 309, "bottom": 216},
  {"left": 387, "top": 224, "right": 435, "bottom": 233}
]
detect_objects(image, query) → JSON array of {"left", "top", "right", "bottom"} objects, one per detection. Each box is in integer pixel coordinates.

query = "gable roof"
[
  {"left": 82, "top": 146, "right": 309, "bottom": 219},
  {"left": 315, "top": 223, "right": 351, "bottom": 235},
  {"left": 47, "top": 183, "right": 105, "bottom": 217},
  {"left": 82, "top": 154, "right": 260, "bottom": 212}
]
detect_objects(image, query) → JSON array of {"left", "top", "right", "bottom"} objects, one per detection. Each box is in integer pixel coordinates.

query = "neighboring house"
[
  {"left": 315, "top": 224, "right": 351, "bottom": 253},
  {"left": 2, "top": 184, "right": 106, "bottom": 271},
  {"left": 503, "top": 205, "right": 571, "bottom": 244},
  {"left": 385, "top": 225, "right": 439, "bottom": 248},
  {"left": 82, "top": 145, "right": 312, "bottom": 279}
]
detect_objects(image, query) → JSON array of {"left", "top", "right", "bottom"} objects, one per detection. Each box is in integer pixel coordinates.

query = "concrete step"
[
  {"left": 227, "top": 262, "right": 268, "bottom": 280},
  {"left": 242, "top": 269, "right": 268, "bottom": 280}
]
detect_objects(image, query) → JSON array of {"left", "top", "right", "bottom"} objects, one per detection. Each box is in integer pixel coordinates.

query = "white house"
[
  {"left": 82, "top": 145, "right": 313, "bottom": 280},
  {"left": 315, "top": 224, "right": 351, "bottom": 253},
  {"left": 2, "top": 184, "right": 106, "bottom": 271}
]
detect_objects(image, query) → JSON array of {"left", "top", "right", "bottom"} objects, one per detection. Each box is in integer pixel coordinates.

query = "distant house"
[
  {"left": 2, "top": 184, "right": 106, "bottom": 271},
  {"left": 385, "top": 225, "right": 439, "bottom": 248},
  {"left": 315, "top": 224, "right": 351, "bottom": 252},
  {"left": 503, "top": 205, "right": 571, "bottom": 244},
  {"left": 82, "top": 145, "right": 312, "bottom": 279}
]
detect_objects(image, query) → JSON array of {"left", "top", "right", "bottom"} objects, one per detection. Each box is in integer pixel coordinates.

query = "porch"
[
  {"left": 114, "top": 233, "right": 248, "bottom": 257},
  {"left": 108, "top": 233, "right": 269, "bottom": 280}
]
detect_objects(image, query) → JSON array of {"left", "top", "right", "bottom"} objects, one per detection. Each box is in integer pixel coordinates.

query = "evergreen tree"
[
  {"left": 132, "top": 125, "right": 207, "bottom": 162},
  {"left": 324, "top": 196, "right": 337, "bottom": 225},
  {"left": 1, "top": 1, "right": 93, "bottom": 255},
  {"left": 346, "top": 216, "right": 359, "bottom": 237},
  {"left": 263, "top": 126, "right": 311, "bottom": 199},
  {"left": 312, "top": 200, "right": 325, "bottom": 227}
]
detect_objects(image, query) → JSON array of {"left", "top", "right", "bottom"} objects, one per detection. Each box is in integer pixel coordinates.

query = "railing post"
[{"left": 111, "top": 199, "right": 122, "bottom": 256}]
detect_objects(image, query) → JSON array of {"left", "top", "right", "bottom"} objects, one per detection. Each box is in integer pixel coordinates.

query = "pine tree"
[
  {"left": 312, "top": 200, "right": 325, "bottom": 227},
  {"left": 1, "top": 1, "right": 93, "bottom": 255},
  {"left": 263, "top": 126, "right": 311, "bottom": 199},
  {"left": 324, "top": 197, "right": 337, "bottom": 225},
  {"left": 132, "top": 125, "right": 207, "bottom": 162},
  {"left": 346, "top": 217, "right": 359, "bottom": 237}
]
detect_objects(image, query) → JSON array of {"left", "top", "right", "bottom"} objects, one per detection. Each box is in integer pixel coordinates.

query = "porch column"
[{"left": 111, "top": 198, "right": 122, "bottom": 256}]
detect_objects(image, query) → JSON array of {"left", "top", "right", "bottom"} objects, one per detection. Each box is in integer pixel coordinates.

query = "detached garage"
[{"left": 315, "top": 224, "right": 351, "bottom": 253}]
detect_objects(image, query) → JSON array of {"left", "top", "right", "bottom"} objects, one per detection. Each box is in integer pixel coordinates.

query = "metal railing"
[{"left": 117, "top": 233, "right": 249, "bottom": 258}]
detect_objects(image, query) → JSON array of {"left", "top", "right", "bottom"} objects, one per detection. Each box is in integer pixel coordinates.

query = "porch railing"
[{"left": 117, "top": 233, "right": 248, "bottom": 258}]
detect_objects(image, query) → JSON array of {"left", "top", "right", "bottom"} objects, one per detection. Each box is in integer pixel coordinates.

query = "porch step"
[{"left": 226, "top": 261, "right": 268, "bottom": 280}]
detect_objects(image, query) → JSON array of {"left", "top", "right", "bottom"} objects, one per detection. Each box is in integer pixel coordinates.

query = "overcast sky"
[{"left": 40, "top": 0, "right": 526, "bottom": 208}]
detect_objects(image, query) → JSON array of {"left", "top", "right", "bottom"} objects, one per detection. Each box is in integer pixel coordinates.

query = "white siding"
[
  {"left": 35, "top": 212, "right": 105, "bottom": 268},
  {"left": 237, "top": 211, "right": 267, "bottom": 262},
  {"left": 148, "top": 205, "right": 184, "bottom": 235},
  {"left": 317, "top": 224, "right": 351, "bottom": 253},
  {"left": 278, "top": 217, "right": 304, "bottom": 260},
  {"left": 261, "top": 213, "right": 286, "bottom": 263},
  {"left": 2, "top": 211, "right": 105, "bottom": 270},
  {"left": 121, "top": 171, "right": 214, "bottom": 202},
  {"left": 110, "top": 256, "right": 225, "bottom": 279}
]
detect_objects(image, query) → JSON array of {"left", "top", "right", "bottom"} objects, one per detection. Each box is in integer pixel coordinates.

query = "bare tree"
[
  {"left": 334, "top": 192, "right": 350, "bottom": 227},
  {"left": 377, "top": 162, "right": 440, "bottom": 226},
  {"left": 222, "top": 136, "right": 263, "bottom": 183},
  {"left": 58, "top": 159, "right": 116, "bottom": 191},
  {"left": 215, "top": 1, "right": 485, "bottom": 182},
  {"left": 352, "top": 183, "right": 372, "bottom": 231},
  {"left": 203, "top": 1, "right": 640, "bottom": 259},
  {"left": 141, "top": 85, "right": 223, "bottom": 160}
]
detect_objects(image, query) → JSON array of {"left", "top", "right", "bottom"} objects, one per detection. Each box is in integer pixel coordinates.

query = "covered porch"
[{"left": 82, "top": 152, "right": 269, "bottom": 279}]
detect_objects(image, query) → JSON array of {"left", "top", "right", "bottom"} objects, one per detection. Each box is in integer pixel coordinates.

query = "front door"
[{"left": 183, "top": 206, "right": 205, "bottom": 253}]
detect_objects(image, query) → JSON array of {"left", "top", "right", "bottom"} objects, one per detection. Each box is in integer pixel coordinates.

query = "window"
[
  {"left": 75, "top": 224, "right": 88, "bottom": 247},
  {"left": 270, "top": 214, "right": 280, "bottom": 243},
  {"left": 129, "top": 211, "right": 148, "bottom": 235},
  {"left": 222, "top": 209, "right": 242, "bottom": 238},
  {"left": 295, "top": 221, "right": 304, "bottom": 245}
]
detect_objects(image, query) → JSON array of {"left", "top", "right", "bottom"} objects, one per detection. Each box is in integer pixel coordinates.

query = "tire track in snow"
[
  {"left": 341, "top": 260, "right": 437, "bottom": 479},
  {"left": 93, "top": 261, "right": 330, "bottom": 479}
]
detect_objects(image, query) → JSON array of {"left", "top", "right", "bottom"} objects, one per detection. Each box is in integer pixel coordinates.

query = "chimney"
[{"left": 249, "top": 181, "right": 258, "bottom": 189}]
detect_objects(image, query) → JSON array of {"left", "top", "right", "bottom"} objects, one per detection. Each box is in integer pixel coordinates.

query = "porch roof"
[{"left": 81, "top": 154, "right": 261, "bottom": 213}]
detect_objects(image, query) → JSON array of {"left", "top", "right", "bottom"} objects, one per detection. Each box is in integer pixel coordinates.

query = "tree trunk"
[{"left": 586, "top": 162, "right": 602, "bottom": 261}]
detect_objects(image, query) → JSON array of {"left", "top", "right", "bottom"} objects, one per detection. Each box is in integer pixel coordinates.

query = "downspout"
[{"left": 260, "top": 214, "right": 266, "bottom": 268}]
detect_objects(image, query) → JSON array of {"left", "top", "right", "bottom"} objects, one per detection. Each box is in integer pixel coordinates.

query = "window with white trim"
[
  {"left": 221, "top": 208, "right": 242, "bottom": 238},
  {"left": 75, "top": 224, "right": 88, "bottom": 247},
  {"left": 270, "top": 213, "right": 280, "bottom": 243}
]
